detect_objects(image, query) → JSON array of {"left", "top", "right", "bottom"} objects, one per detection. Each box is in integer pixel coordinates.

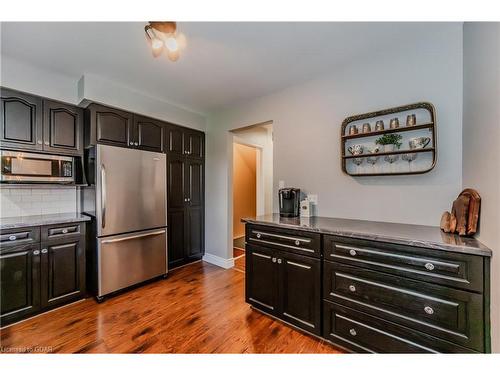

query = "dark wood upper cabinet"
[
  {"left": 87, "top": 104, "right": 133, "bottom": 147},
  {"left": 164, "top": 125, "right": 185, "bottom": 155},
  {"left": 134, "top": 115, "right": 164, "bottom": 152},
  {"left": 0, "top": 246, "right": 41, "bottom": 326},
  {"left": 40, "top": 238, "right": 85, "bottom": 308},
  {"left": 43, "top": 100, "right": 83, "bottom": 156},
  {"left": 0, "top": 88, "right": 43, "bottom": 151},
  {"left": 185, "top": 130, "right": 204, "bottom": 158}
]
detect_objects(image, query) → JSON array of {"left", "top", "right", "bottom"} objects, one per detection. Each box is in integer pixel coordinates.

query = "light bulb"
[
  {"left": 165, "top": 36, "right": 178, "bottom": 52},
  {"left": 152, "top": 38, "right": 164, "bottom": 51},
  {"left": 176, "top": 33, "right": 187, "bottom": 50}
]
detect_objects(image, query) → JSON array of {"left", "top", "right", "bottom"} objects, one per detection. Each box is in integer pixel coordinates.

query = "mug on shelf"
[
  {"left": 409, "top": 137, "right": 431, "bottom": 149},
  {"left": 406, "top": 114, "right": 417, "bottom": 127},
  {"left": 375, "top": 120, "right": 385, "bottom": 131},
  {"left": 348, "top": 125, "right": 359, "bottom": 135},
  {"left": 362, "top": 123, "right": 371, "bottom": 133},
  {"left": 389, "top": 118, "right": 400, "bottom": 129}
]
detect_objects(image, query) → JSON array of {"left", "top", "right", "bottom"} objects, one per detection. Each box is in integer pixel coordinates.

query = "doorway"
[{"left": 231, "top": 121, "right": 273, "bottom": 272}]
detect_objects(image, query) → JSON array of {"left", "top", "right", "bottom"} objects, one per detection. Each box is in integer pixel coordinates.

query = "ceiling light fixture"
[{"left": 144, "top": 21, "right": 186, "bottom": 62}]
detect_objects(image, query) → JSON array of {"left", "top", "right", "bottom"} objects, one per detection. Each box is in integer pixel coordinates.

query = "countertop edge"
[
  {"left": 0, "top": 214, "right": 92, "bottom": 230},
  {"left": 242, "top": 218, "right": 492, "bottom": 257}
]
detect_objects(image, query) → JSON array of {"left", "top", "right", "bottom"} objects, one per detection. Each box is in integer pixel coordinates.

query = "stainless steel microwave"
[{"left": 0, "top": 150, "right": 74, "bottom": 183}]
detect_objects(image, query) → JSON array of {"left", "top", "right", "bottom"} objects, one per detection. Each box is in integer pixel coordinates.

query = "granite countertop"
[
  {"left": 242, "top": 214, "right": 492, "bottom": 257},
  {"left": 0, "top": 213, "right": 92, "bottom": 230}
]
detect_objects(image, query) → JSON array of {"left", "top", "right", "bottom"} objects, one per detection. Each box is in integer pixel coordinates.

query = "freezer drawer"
[
  {"left": 98, "top": 228, "right": 167, "bottom": 297},
  {"left": 96, "top": 144, "right": 167, "bottom": 237}
]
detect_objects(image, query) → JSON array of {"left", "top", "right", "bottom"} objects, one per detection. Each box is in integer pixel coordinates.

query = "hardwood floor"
[{"left": 0, "top": 262, "right": 342, "bottom": 354}]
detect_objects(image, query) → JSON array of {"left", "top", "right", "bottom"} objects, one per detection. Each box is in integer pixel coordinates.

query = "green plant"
[{"left": 375, "top": 134, "right": 402, "bottom": 149}]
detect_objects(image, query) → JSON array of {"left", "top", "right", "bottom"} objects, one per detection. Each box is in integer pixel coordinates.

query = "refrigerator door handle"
[
  {"left": 101, "top": 229, "right": 166, "bottom": 244},
  {"left": 101, "top": 164, "right": 106, "bottom": 229}
]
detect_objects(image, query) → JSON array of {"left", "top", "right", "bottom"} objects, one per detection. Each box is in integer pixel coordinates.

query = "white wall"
[
  {"left": 205, "top": 25, "right": 463, "bottom": 261},
  {"left": 463, "top": 22, "right": 500, "bottom": 353}
]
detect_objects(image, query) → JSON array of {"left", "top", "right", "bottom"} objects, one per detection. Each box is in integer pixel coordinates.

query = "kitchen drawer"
[
  {"left": 0, "top": 226, "right": 40, "bottom": 249},
  {"left": 323, "top": 300, "right": 476, "bottom": 353},
  {"left": 246, "top": 224, "right": 321, "bottom": 258},
  {"left": 324, "top": 235, "right": 483, "bottom": 292},
  {"left": 41, "top": 223, "right": 84, "bottom": 242},
  {"left": 324, "top": 261, "right": 484, "bottom": 351}
]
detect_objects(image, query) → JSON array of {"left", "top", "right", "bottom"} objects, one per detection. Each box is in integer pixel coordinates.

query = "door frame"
[{"left": 232, "top": 136, "right": 264, "bottom": 222}]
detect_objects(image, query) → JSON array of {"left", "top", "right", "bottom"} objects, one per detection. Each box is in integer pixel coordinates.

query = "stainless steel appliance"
[
  {"left": 279, "top": 188, "right": 301, "bottom": 217},
  {"left": 83, "top": 144, "right": 167, "bottom": 300},
  {"left": 0, "top": 150, "right": 74, "bottom": 183}
]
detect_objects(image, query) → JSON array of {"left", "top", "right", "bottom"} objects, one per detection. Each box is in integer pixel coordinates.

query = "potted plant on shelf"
[{"left": 375, "top": 134, "right": 403, "bottom": 152}]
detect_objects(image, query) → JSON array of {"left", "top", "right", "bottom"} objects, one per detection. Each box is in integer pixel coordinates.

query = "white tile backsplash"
[{"left": 0, "top": 187, "right": 77, "bottom": 218}]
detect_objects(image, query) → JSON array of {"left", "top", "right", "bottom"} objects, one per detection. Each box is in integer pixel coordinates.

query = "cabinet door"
[
  {"left": 40, "top": 239, "right": 85, "bottom": 308},
  {"left": 186, "top": 206, "right": 204, "bottom": 259},
  {"left": 134, "top": 115, "right": 164, "bottom": 152},
  {"left": 164, "top": 125, "right": 185, "bottom": 155},
  {"left": 43, "top": 99, "right": 83, "bottom": 155},
  {"left": 0, "top": 88, "right": 43, "bottom": 151},
  {"left": 278, "top": 251, "right": 321, "bottom": 335},
  {"left": 167, "top": 154, "right": 186, "bottom": 210},
  {"left": 91, "top": 104, "right": 133, "bottom": 147},
  {"left": 246, "top": 244, "right": 278, "bottom": 314},
  {"left": 168, "top": 209, "right": 187, "bottom": 268},
  {"left": 186, "top": 159, "right": 204, "bottom": 207},
  {"left": 185, "top": 130, "right": 204, "bottom": 158},
  {"left": 0, "top": 246, "right": 41, "bottom": 326}
]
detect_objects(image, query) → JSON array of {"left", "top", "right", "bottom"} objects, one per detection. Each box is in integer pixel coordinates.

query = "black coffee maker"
[{"left": 279, "top": 188, "right": 301, "bottom": 217}]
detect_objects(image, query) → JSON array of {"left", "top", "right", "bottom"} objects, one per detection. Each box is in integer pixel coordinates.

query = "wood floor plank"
[{"left": 0, "top": 262, "right": 342, "bottom": 354}]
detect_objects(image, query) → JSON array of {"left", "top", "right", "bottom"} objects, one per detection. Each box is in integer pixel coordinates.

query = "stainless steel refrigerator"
[{"left": 83, "top": 144, "right": 167, "bottom": 300}]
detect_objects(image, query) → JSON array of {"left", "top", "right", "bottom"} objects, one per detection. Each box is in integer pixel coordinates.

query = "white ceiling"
[{"left": 1, "top": 22, "right": 457, "bottom": 114}]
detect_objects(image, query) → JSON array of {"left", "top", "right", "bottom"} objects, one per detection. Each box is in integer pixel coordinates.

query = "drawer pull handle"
[
  {"left": 349, "top": 249, "right": 357, "bottom": 256},
  {"left": 424, "top": 262, "right": 435, "bottom": 271},
  {"left": 272, "top": 257, "right": 277, "bottom": 263},
  {"left": 62, "top": 229, "right": 68, "bottom": 234},
  {"left": 349, "top": 328, "right": 357, "bottom": 336},
  {"left": 33, "top": 250, "right": 40, "bottom": 255},
  {"left": 424, "top": 306, "right": 434, "bottom": 315},
  {"left": 256, "top": 233, "right": 261, "bottom": 239},
  {"left": 8, "top": 235, "right": 17, "bottom": 241},
  {"left": 349, "top": 285, "right": 356, "bottom": 292},
  {"left": 295, "top": 240, "right": 300, "bottom": 246},
  {"left": 41, "top": 249, "right": 48, "bottom": 254}
]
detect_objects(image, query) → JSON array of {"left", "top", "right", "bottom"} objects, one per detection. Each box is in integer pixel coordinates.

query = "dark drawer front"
[
  {"left": 0, "top": 227, "right": 40, "bottom": 249},
  {"left": 246, "top": 225, "right": 321, "bottom": 258},
  {"left": 324, "top": 235, "right": 483, "bottom": 292},
  {"left": 41, "top": 223, "right": 83, "bottom": 242},
  {"left": 323, "top": 301, "right": 476, "bottom": 353},
  {"left": 324, "top": 261, "right": 484, "bottom": 351}
]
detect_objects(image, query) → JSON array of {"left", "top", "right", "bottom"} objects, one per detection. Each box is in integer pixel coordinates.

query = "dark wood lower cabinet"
[
  {"left": 0, "top": 245, "right": 41, "bottom": 326},
  {"left": 0, "top": 223, "right": 86, "bottom": 327},
  {"left": 245, "top": 223, "right": 490, "bottom": 353},
  {"left": 246, "top": 244, "right": 321, "bottom": 335},
  {"left": 40, "top": 238, "right": 85, "bottom": 309}
]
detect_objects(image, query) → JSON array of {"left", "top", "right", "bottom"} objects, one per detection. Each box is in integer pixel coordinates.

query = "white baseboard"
[{"left": 202, "top": 253, "right": 235, "bottom": 269}]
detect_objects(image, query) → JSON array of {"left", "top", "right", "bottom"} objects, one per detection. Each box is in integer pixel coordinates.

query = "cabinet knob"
[
  {"left": 294, "top": 240, "right": 300, "bottom": 246},
  {"left": 134, "top": 142, "right": 138, "bottom": 146},
  {"left": 424, "top": 262, "right": 435, "bottom": 271},
  {"left": 256, "top": 233, "right": 261, "bottom": 239},
  {"left": 130, "top": 142, "right": 134, "bottom": 146},
  {"left": 37, "top": 140, "right": 43, "bottom": 145},
  {"left": 41, "top": 249, "right": 48, "bottom": 254},
  {"left": 349, "top": 328, "right": 357, "bottom": 336},
  {"left": 349, "top": 249, "right": 357, "bottom": 256},
  {"left": 33, "top": 250, "right": 40, "bottom": 255},
  {"left": 349, "top": 285, "right": 356, "bottom": 292},
  {"left": 272, "top": 257, "right": 277, "bottom": 263},
  {"left": 62, "top": 229, "right": 68, "bottom": 234},
  {"left": 424, "top": 306, "right": 434, "bottom": 315},
  {"left": 277, "top": 259, "right": 282, "bottom": 264},
  {"left": 44, "top": 141, "right": 49, "bottom": 145},
  {"left": 8, "top": 235, "right": 17, "bottom": 241}
]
